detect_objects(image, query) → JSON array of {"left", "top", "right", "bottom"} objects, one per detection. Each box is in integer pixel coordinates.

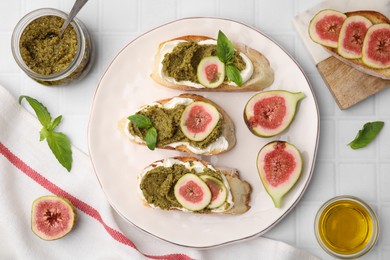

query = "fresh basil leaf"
[
  {"left": 226, "top": 64, "right": 243, "bottom": 86},
  {"left": 19, "top": 95, "right": 51, "bottom": 128},
  {"left": 48, "top": 115, "right": 62, "bottom": 131},
  {"left": 216, "top": 30, "right": 234, "bottom": 63},
  {"left": 19, "top": 95, "right": 72, "bottom": 171},
  {"left": 128, "top": 114, "right": 152, "bottom": 129},
  {"left": 145, "top": 127, "right": 157, "bottom": 150},
  {"left": 348, "top": 121, "right": 384, "bottom": 149},
  {"left": 39, "top": 127, "right": 48, "bottom": 141},
  {"left": 46, "top": 131, "right": 73, "bottom": 172}
]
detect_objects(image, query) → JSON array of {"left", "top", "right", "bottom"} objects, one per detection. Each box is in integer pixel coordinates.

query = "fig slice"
[
  {"left": 338, "top": 15, "right": 373, "bottom": 59},
  {"left": 244, "top": 90, "right": 305, "bottom": 138},
  {"left": 174, "top": 173, "right": 211, "bottom": 211},
  {"left": 309, "top": 9, "right": 347, "bottom": 48},
  {"left": 200, "top": 175, "right": 228, "bottom": 209},
  {"left": 180, "top": 101, "right": 220, "bottom": 142},
  {"left": 362, "top": 23, "right": 390, "bottom": 69},
  {"left": 31, "top": 195, "right": 77, "bottom": 240},
  {"left": 197, "top": 56, "right": 225, "bottom": 88},
  {"left": 257, "top": 141, "right": 302, "bottom": 208}
]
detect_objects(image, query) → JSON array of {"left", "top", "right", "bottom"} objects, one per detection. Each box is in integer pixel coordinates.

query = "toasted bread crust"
[
  {"left": 141, "top": 156, "right": 252, "bottom": 215},
  {"left": 150, "top": 35, "right": 274, "bottom": 91},
  {"left": 325, "top": 10, "right": 390, "bottom": 78},
  {"left": 119, "top": 94, "right": 236, "bottom": 155}
]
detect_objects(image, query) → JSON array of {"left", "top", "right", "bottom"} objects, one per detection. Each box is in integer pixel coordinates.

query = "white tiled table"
[{"left": 1, "top": 0, "right": 390, "bottom": 259}]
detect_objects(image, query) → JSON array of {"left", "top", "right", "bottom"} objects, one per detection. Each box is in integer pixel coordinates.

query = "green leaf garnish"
[
  {"left": 226, "top": 64, "right": 243, "bottom": 86},
  {"left": 145, "top": 127, "right": 157, "bottom": 150},
  {"left": 216, "top": 30, "right": 243, "bottom": 86},
  {"left": 217, "top": 30, "right": 234, "bottom": 63},
  {"left": 128, "top": 113, "right": 157, "bottom": 151},
  {"left": 46, "top": 132, "right": 73, "bottom": 172},
  {"left": 19, "top": 95, "right": 51, "bottom": 128},
  {"left": 48, "top": 115, "right": 62, "bottom": 131},
  {"left": 128, "top": 114, "right": 152, "bottom": 129},
  {"left": 19, "top": 96, "right": 73, "bottom": 172},
  {"left": 348, "top": 121, "right": 384, "bottom": 149}
]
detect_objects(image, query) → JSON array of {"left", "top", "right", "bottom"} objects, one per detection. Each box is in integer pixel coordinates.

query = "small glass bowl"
[
  {"left": 11, "top": 8, "right": 94, "bottom": 86},
  {"left": 314, "top": 195, "right": 379, "bottom": 259}
]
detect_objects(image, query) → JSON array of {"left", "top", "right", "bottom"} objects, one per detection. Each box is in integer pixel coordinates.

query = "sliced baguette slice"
[
  {"left": 139, "top": 156, "right": 252, "bottom": 215},
  {"left": 324, "top": 10, "right": 390, "bottom": 79},
  {"left": 151, "top": 35, "right": 274, "bottom": 91},
  {"left": 118, "top": 93, "right": 236, "bottom": 155}
]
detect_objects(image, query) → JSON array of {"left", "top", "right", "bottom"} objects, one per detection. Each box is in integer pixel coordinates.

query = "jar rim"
[
  {"left": 314, "top": 195, "right": 379, "bottom": 259},
  {"left": 11, "top": 8, "right": 86, "bottom": 81}
]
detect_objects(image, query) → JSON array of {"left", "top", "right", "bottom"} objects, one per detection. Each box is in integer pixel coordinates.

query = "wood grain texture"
[{"left": 317, "top": 57, "right": 389, "bottom": 109}]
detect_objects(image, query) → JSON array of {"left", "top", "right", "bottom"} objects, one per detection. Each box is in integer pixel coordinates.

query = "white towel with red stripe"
[{"left": 0, "top": 85, "right": 319, "bottom": 260}]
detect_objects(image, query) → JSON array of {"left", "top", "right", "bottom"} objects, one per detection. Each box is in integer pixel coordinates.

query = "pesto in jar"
[
  {"left": 128, "top": 104, "right": 222, "bottom": 149},
  {"left": 162, "top": 41, "right": 246, "bottom": 83},
  {"left": 19, "top": 15, "right": 78, "bottom": 75}
]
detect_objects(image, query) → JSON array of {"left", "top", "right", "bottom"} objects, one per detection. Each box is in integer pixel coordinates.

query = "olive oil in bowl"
[{"left": 315, "top": 196, "right": 379, "bottom": 258}]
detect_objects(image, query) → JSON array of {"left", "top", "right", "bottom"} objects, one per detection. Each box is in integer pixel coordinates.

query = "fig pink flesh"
[
  {"left": 205, "top": 179, "right": 220, "bottom": 201},
  {"left": 249, "top": 96, "right": 286, "bottom": 130},
  {"left": 366, "top": 28, "right": 390, "bottom": 65},
  {"left": 342, "top": 21, "right": 369, "bottom": 54},
  {"left": 34, "top": 200, "right": 72, "bottom": 237},
  {"left": 179, "top": 180, "right": 205, "bottom": 203},
  {"left": 205, "top": 64, "right": 218, "bottom": 82},
  {"left": 263, "top": 142, "right": 296, "bottom": 187},
  {"left": 316, "top": 14, "right": 345, "bottom": 43},
  {"left": 185, "top": 105, "right": 212, "bottom": 133}
]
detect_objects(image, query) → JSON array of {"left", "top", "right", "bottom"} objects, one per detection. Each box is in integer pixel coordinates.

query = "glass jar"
[
  {"left": 314, "top": 195, "right": 379, "bottom": 259},
  {"left": 11, "top": 8, "right": 94, "bottom": 86}
]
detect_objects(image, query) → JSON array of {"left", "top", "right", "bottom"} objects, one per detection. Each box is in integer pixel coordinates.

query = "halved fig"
[
  {"left": 257, "top": 141, "right": 302, "bottom": 208},
  {"left": 244, "top": 90, "right": 305, "bottom": 138},
  {"left": 31, "top": 196, "right": 77, "bottom": 240},
  {"left": 338, "top": 15, "right": 373, "bottom": 59},
  {"left": 180, "top": 101, "right": 220, "bottom": 141},
  {"left": 197, "top": 56, "right": 225, "bottom": 88},
  {"left": 362, "top": 23, "right": 390, "bottom": 69},
  {"left": 174, "top": 173, "right": 211, "bottom": 211},
  {"left": 200, "top": 175, "right": 228, "bottom": 209},
  {"left": 309, "top": 9, "right": 347, "bottom": 48}
]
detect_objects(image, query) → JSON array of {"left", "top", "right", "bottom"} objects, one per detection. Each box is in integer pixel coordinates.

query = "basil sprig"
[
  {"left": 216, "top": 30, "right": 243, "bottom": 86},
  {"left": 348, "top": 121, "right": 384, "bottom": 149},
  {"left": 19, "top": 96, "right": 72, "bottom": 172},
  {"left": 128, "top": 114, "right": 157, "bottom": 150}
]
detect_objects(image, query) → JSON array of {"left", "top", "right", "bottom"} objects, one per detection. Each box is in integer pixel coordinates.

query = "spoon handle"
[{"left": 60, "top": 0, "right": 89, "bottom": 36}]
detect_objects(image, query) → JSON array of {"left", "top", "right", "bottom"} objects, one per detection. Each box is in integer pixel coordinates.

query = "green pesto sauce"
[
  {"left": 19, "top": 15, "right": 78, "bottom": 75},
  {"left": 162, "top": 42, "right": 246, "bottom": 83},
  {"left": 128, "top": 104, "right": 222, "bottom": 149},
  {"left": 140, "top": 164, "right": 222, "bottom": 210}
]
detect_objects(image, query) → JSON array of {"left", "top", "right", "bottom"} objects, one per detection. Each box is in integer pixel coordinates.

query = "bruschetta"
[
  {"left": 151, "top": 34, "right": 275, "bottom": 91},
  {"left": 118, "top": 93, "right": 236, "bottom": 155},
  {"left": 138, "top": 156, "right": 252, "bottom": 214}
]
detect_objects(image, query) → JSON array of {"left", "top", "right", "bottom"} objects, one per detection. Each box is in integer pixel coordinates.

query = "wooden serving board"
[
  {"left": 317, "top": 57, "right": 389, "bottom": 109},
  {"left": 293, "top": 0, "right": 390, "bottom": 109}
]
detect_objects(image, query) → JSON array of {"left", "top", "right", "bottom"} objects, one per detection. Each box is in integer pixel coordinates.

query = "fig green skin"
[
  {"left": 309, "top": 9, "right": 347, "bottom": 48},
  {"left": 180, "top": 101, "right": 220, "bottom": 142},
  {"left": 31, "top": 195, "right": 77, "bottom": 240},
  {"left": 197, "top": 56, "right": 225, "bottom": 88},
  {"left": 174, "top": 173, "right": 212, "bottom": 211},
  {"left": 362, "top": 23, "right": 390, "bottom": 69},
  {"left": 243, "top": 90, "right": 305, "bottom": 138},
  {"left": 200, "top": 175, "right": 227, "bottom": 209},
  {"left": 256, "top": 141, "right": 302, "bottom": 208},
  {"left": 337, "top": 15, "right": 372, "bottom": 59}
]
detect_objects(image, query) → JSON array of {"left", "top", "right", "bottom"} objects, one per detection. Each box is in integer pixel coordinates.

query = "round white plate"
[{"left": 88, "top": 17, "right": 320, "bottom": 248}]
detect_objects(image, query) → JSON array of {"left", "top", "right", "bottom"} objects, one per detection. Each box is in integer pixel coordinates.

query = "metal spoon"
[{"left": 59, "top": 0, "right": 89, "bottom": 37}]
